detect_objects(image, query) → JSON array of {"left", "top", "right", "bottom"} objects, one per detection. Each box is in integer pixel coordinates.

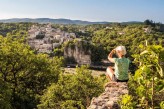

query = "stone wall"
[{"left": 87, "top": 82, "right": 128, "bottom": 109}]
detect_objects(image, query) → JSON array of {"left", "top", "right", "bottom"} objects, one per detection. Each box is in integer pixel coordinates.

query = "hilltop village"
[{"left": 28, "top": 24, "right": 76, "bottom": 53}]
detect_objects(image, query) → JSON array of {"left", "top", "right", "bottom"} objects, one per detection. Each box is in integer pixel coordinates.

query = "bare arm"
[{"left": 108, "top": 49, "right": 115, "bottom": 63}]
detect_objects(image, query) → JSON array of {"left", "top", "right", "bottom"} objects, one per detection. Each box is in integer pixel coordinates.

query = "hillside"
[
  {"left": 0, "top": 18, "right": 143, "bottom": 25},
  {"left": 0, "top": 18, "right": 110, "bottom": 25}
]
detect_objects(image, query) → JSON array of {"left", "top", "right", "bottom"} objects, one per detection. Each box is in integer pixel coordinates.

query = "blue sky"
[{"left": 0, "top": 0, "right": 163, "bottom": 23}]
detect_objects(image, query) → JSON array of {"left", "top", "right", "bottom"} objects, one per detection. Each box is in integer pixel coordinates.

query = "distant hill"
[
  {"left": 0, "top": 18, "right": 142, "bottom": 25},
  {"left": 0, "top": 18, "right": 111, "bottom": 25},
  {"left": 122, "top": 21, "right": 143, "bottom": 24}
]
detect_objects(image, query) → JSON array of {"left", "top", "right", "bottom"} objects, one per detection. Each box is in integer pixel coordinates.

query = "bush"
[{"left": 37, "top": 65, "right": 105, "bottom": 109}]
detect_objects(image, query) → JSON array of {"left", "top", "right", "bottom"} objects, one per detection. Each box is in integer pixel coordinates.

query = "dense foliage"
[
  {"left": 120, "top": 45, "right": 164, "bottom": 109},
  {"left": 0, "top": 35, "right": 63, "bottom": 109},
  {"left": 0, "top": 22, "right": 33, "bottom": 37},
  {"left": 92, "top": 24, "right": 164, "bottom": 58},
  {"left": 37, "top": 66, "right": 105, "bottom": 109}
]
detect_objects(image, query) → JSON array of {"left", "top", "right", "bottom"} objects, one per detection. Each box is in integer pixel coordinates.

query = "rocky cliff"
[
  {"left": 64, "top": 41, "right": 91, "bottom": 65},
  {"left": 87, "top": 82, "right": 128, "bottom": 109}
]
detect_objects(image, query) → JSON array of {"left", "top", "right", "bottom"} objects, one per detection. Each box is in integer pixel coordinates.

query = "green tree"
[
  {"left": 128, "top": 44, "right": 164, "bottom": 108},
  {"left": 0, "top": 78, "right": 12, "bottom": 109},
  {"left": 0, "top": 36, "right": 63, "bottom": 109},
  {"left": 37, "top": 65, "right": 105, "bottom": 109}
]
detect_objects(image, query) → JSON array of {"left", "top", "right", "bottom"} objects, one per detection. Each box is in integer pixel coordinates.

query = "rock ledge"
[{"left": 87, "top": 82, "right": 128, "bottom": 109}]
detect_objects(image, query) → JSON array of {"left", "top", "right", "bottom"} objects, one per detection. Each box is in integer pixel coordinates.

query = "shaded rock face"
[
  {"left": 160, "top": 25, "right": 164, "bottom": 32},
  {"left": 64, "top": 41, "right": 91, "bottom": 65},
  {"left": 87, "top": 82, "right": 128, "bottom": 109}
]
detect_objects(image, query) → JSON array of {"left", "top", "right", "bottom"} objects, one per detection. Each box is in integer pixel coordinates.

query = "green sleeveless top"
[{"left": 114, "top": 57, "right": 130, "bottom": 80}]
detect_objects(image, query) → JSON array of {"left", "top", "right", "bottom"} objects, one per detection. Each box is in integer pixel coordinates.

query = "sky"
[{"left": 0, "top": 0, "right": 164, "bottom": 23}]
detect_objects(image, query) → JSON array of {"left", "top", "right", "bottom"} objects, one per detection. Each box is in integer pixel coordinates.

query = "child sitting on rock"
[{"left": 106, "top": 46, "right": 130, "bottom": 82}]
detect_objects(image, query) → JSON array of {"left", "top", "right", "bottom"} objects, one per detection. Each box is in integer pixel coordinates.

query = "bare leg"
[{"left": 106, "top": 66, "right": 114, "bottom": 81}]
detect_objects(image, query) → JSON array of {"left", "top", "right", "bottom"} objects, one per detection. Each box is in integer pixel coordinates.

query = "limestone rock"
[
  {"left": 87, "top": 82, "right": 128, "bottom": 109},
  {"left": 64, "top": 41, "right": 91, "bottom": 65}
]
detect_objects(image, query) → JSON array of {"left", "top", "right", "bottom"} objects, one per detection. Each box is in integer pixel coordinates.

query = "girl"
[{"left": 106, "top": 46, "right": 130, "bottom": 82}]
